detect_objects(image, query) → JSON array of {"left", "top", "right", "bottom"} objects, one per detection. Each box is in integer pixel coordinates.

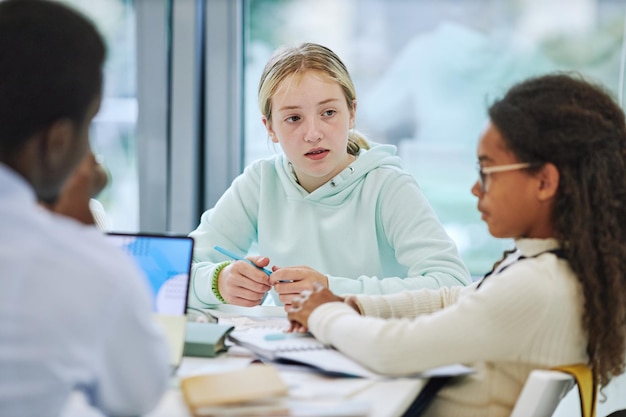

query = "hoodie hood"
[{"left": 276, "top": 143, "right": 404, "bottom": 205}]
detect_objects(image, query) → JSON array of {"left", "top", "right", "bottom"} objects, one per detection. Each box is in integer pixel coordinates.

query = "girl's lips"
[
  {"left": 305, "top": 148, "right": 329, "bottom": 160},
  {"left": 477, "top": 205, "right": 487, "bottom": 220}
]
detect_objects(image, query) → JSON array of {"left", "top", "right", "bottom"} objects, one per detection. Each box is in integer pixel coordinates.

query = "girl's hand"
[
  {"left": 217, "top": 255, "right": 272, "bottom": 306},
  {"left": 286, "top": 283, "right": 344, "bottom": 329},
  {"left": 269, "top": 265, "right": 329, "bottom": 310}
]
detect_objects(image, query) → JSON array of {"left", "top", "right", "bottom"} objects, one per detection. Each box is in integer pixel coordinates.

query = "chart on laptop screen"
[{"left": 106, "top": 233, "right": 193, "bottom": 315}]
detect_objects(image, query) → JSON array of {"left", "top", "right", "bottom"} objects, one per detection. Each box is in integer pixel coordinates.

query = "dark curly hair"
[{"left": 488, "top": 73, "right": 626, "bottom": 388}]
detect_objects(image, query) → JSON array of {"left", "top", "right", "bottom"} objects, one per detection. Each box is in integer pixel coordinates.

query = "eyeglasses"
[{"left": 477, "top": 162, "right": 532, "bottom": 193}]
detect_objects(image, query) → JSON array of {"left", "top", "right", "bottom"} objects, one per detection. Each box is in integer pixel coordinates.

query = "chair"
[
  {"left": 510, "top": 370, "right": 575, "bottom": 417},
  {"left": 511, "top": 364, "right": 596, "bottom": 417}
]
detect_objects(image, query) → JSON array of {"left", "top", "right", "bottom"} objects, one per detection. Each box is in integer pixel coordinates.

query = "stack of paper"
[{"left": 180, "top": 364, "right": 289, "bottom": 416}]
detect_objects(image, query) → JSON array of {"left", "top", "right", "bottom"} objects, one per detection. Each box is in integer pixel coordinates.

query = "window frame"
[{"left": 136, "top": 0, "right": 244, "bottom": 234}]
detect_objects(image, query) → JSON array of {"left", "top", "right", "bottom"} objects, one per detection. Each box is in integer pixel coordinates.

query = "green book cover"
[{"left": 184, "top": 322, "right": 234, "bottom": 358}]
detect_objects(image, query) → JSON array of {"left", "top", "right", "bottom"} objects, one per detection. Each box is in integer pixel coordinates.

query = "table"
[
  {"left": 147, "top": 305, "right": 426, "bottom": 417},
  {"left": 148, "top": 358, "right": 424, "bottom": 417}
]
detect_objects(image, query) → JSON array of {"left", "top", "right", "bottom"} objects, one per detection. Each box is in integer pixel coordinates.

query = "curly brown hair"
[{"left": 488, "top": 73, "right": 626, "bottom": 388}]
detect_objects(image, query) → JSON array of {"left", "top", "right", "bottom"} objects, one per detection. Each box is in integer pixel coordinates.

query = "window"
[
  {"left": 243, "top": 0, "right": 626, "bottom": 276},
  {"left": 62, "top": 0, "right": 139, "bottom": 231}
]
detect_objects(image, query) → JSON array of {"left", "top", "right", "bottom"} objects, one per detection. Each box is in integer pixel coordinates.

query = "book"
[
  {"left": 228, "top": 328, "right": 378, "bottom": 378},
  {"left": 228, "top": 328, "right": 475, "bottom": 380},
  {"left": 180, "top": 364, "right": 289, "bottom": 416},
  {"left": 184, "top": 322, "right": 235, "bottom": 358}
]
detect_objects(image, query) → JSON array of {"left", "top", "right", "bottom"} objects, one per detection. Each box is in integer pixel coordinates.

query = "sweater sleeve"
[
  {"left": 188, "top": 165, "right": 263, "bottom": 307},
  {"left": 308, "top": 258, "right": 563, "bottom": 376},
  {"left": 353, "top": 283, "right": 472, "bottom": 319},
  {"left": 327, "top": 170, "right": 471, "bottom": 295}
]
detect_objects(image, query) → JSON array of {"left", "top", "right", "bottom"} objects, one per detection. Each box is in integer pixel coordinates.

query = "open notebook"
[
  {"left": 106, "top": 232, "right": 194, "bottom": 370},
  {"left": 228, "top": 327, "right": 474, "bottom": 379}
]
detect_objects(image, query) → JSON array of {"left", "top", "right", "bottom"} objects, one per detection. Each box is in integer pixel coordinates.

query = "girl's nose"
[
  {"left": 304, "top": 119, "right": 322, "bottom": 143},
  {"left": 471, "top": 180, "right": 482, "bottom": 197},
  {"left": 304, "top": 135, "right": 321, "bottom": 143}
]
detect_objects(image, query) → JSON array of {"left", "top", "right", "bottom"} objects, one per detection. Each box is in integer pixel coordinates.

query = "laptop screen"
[{"left": 106, "top": 233, "right": 194, "bottom": 315}]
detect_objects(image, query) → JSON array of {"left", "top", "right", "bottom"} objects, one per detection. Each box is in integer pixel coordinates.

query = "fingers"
[
  {"left": 222, "top": 276, "right": 270, "bottom": 300},
  {"left": 287, "top": 320, "right": 308, "bottom": 333},
  {"left": 230, "top": 261, "right": 271, "bottom": 286},
  {"left": 219, "top": 262, "right": 331, "bottom": 307},
  {"left": 286, "top": 302, "right": 311, "bottom": 332},
  {"left": 286, "top": 308, "right": 306, "bottom": 330},
  {"left": 279, "top": 287, "right": 314, "bottom": 307},
  {"left": 246, "top": 255, "right": 271, "bottom": 270},
  {"left": 48, "top": 153, "right": 104, "bottom": 225},
  {"left": 287, "top": 319, "right": 299, "bottom": 332},
  {"left": 229, "top": 294, "right": 266, "bottom": 307},
  {"left": 289, "top": 290, "right": 311, "bottom": 309},
  {"left": 71, "top": 151, "right": 109, "bottom": 198},
  {"left": 269, "top": 266, "right": 327, "bottom": 287},
  {"left": 270, "top": 268, "right": 327, "bottom": 304},
  {"left": 228, "top": 286, "right": 267, "bottom": 304},
  {"left": 219, "top": 261, "right": 271, "bottom": 305}
]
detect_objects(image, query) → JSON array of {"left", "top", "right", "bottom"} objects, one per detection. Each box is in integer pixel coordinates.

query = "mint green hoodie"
[{"left": 189, "top": 144, "right": 470, "bottom": 306}]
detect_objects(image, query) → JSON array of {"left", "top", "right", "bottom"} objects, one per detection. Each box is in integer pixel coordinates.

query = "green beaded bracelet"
[{"left": 212, "top": 260, "right": 232, "bottom": 304}]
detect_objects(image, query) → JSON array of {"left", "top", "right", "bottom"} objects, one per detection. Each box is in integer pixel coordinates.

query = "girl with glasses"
[{"left": 287, "top": 73, "right": 626, "bottom": 417}]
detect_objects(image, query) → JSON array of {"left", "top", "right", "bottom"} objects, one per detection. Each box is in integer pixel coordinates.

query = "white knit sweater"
[{"left": 307, "top": 238, "right": 588, "bottom": 417}]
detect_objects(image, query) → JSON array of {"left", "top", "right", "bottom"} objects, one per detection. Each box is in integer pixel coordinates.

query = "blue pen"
[{"left": 214, "top": 245, "right": 272, "bottom": 276}]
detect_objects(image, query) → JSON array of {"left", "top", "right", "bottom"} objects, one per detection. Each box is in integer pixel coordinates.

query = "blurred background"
[{"left": 62, "top": 0, "right": 626, "bottom": 277}]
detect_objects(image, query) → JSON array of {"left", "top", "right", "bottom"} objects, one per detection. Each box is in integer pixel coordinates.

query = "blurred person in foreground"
[{"left": 0, "top": 1, "right": 170, "bottom": 416}]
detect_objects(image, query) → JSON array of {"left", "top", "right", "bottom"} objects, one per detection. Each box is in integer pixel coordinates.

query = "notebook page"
[
  {"left": 228, "top": 328, "right": 381, "bottom": 378},
  {"left": 228, "top": 328, "right": 329, "bottom": 356}
]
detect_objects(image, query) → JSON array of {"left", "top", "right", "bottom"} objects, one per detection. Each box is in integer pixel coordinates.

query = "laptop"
[{"left": 106, "top": 232, "right": 194, "bottom": 371}]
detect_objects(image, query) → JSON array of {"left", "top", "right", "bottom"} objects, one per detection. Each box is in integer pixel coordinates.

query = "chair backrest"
[
  {"left": 510, "top": 370, "right": 576, "bottom": 417},
  {"left": 553, "top": 364, "right": 597, "bottom": 417}
]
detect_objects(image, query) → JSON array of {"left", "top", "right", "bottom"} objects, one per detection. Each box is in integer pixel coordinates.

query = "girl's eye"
[
  {"left": 285, "top": 115, "right": 300, "bottom": 123},
  {"left": 323, "top": 109, "right": 336, "bottom": 117}
]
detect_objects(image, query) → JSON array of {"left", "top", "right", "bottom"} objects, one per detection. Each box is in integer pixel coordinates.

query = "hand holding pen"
[
  {"left": 269, "top": 265, "right": 329, "bottom": 309},
  {"left": 213, "top": 245, "right": 329, "bottom": 309},
  {"left": 213, "top": 245, "right": 273, "bottom": 307},
  {"left": 214, "top": 245, "right": 273, "bottom": 276}
]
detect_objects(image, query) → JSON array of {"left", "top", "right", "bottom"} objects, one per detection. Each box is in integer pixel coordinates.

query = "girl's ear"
[
  {"left": 262, "top": 116, "right": 279, "bottom": 143},
  {"left": 349, "top": 100, "right": 357, "bottom": 130},
  {"left": 537, "top": 162, "right": 559, "bottom": 201}
]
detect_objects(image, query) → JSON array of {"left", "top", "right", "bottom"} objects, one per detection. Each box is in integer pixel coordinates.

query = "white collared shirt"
[{"left": 0, "top": 163, "right": 170, "bottom": 417}]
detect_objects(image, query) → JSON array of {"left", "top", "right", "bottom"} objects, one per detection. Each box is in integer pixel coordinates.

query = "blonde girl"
[{"left": 189, "top": 43, "right": 470, "bottom": 308}]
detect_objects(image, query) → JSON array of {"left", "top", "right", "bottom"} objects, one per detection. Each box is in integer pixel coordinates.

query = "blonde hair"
[{"left": 258, "top": 42, "right": 369, "bottom": 155}]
